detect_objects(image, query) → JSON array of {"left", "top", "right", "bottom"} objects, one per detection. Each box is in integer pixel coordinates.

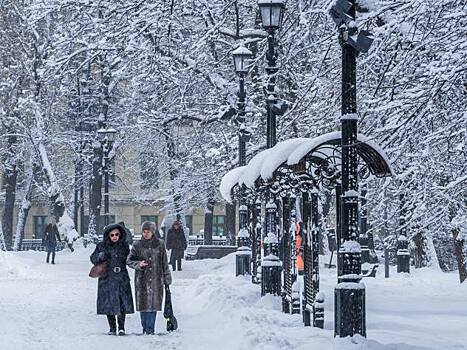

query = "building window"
[
  {"left": 141, "top": 215, "right": 158, "bottom": 227},
  {"left": 33, "top": 216, "right": 48, "bottom": 239},
  {"left": 212, "top": 215, "right": 225, "bottom": 236},
  {"left": 185, "top": 215, "right": 193, "bottom": 235}
]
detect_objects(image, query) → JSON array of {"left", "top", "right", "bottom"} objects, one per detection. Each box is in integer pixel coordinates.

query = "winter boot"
[
  {"left": 107, "top": 315, "right": 117, "bottom": 335},
  {"left": 117, "top": 314, "right": 126, "bottom": 336}
]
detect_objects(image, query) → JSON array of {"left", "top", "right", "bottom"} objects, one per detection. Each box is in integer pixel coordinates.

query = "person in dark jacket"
[
  {"left": 166, "top": 221, "right": 187, "bottom": 271},
  {"left": 90, "top": 223, "right": 135, "bottom": 336},
  {"left": 42, "top": 217, "right": 61, "bottom": 264},
  {"left": 127, "top": 221, "right": 172, "bottom": 335}
]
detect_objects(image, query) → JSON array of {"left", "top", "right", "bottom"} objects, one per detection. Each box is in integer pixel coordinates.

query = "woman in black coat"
[
  {"left": 166, "top": 221, "right": 187, "bottom": 271},
  {"left": 90, "top": 223, "right": 134, "bottom": 335}
]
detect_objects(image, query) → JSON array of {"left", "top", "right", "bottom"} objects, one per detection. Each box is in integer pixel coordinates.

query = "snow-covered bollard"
[
  {"left": 313, "top": 292, "right": 325, "bottom": 328},
  {"left": 291, "top": 279, "right": 301, "bottom": 314},
  {"left": 397, "top": 234, "right": 410, "bottom": 273},
  {"left": 261, "top": 253, "right": 282, "bottom": 296},
  {"left": 236, "top": 228, "right": 251, "bottom": 276}
]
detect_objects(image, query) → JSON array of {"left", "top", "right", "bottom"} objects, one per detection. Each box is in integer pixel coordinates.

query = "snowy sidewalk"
[{"left": 0, "top": 248, "right": 466, "bottom": 350}]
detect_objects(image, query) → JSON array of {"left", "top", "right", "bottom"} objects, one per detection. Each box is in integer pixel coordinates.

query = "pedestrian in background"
[
  {"left": 42, "top": 217, "right": 61, "bottom": 264},
  {"left": 166, "top": 220, "right": 187, "bottom": 271}
]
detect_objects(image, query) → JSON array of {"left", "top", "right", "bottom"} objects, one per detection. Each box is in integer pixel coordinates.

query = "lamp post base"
[
  {"left": 334, "top": 282, "right": 366, "bottom": 337},
  {"left": 261, "top": 254, "right": 282, "bottom": 296},
  {"left": 397, "top": 251, "right": 410, "bottom": 273},
  {"left": 236, "top": 248, "right": 252, "bottom": 276}
]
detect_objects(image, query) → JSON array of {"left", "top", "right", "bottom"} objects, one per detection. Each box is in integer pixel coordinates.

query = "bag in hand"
[
  {"left": 89, "top": 261, "right": 108, "bottom": 278},
  {"left": 164, "top": 286, "right": 178, "bottom": 332}
]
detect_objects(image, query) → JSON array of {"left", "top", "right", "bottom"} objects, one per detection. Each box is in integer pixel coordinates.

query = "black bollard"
[
  {"left": 313, "top": 292, "right": 325, "bottom": 329},
  {"left": 384, "top": 246, "right": 390, "bottom": 278},
  {"left": 396, "top": 235, "right": 410, "bottom": 273},
  {"left": 236, "top": 228, "right": 251, "bottom": 276}
]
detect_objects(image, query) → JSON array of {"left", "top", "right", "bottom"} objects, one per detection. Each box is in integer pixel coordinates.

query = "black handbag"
[{"left": 164, "top": 285, "right": 178, "bottom": 332}]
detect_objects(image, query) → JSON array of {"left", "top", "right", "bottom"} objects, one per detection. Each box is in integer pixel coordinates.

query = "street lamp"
[
  {"left": 258, "top": 0, "right": 285, "bottom": 149},
  {"left": 232, "top": 45, "right": 253, "bottom": 171},
  {"left": 233, "top": 46, "right": 253, "bottom": 276},
  {"left": 257, "top": 0, "right": 285, "bottom": 296},
  {"left": 97, "top": 127, "right": 117, "bottom": 227},
  {"left": 232, "top": 46, "right": 252, "bottom": 76},
  {"left": 232, "top": 45, "right": 252, "bottom": 230},
  {"left": 329, "top": 0, "right": 373, "bottom": 338},
  {"left": 258, "top": 0, "right": 285, "bottom": 31}
]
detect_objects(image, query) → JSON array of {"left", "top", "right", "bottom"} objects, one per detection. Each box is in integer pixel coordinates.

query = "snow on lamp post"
[
  {"left": 329, "top": 0, "right": 373, "bottom": 338},
  {"left": 232, "top": 46, "right": 252, "bottom": 185},
  {"left": 97, "top": 127, "right": 117, "bottom": 228},
  {"left": 397, "top": 193, "right": 410, "bottom": 273},
  {"left": 258, "top": 0, "right": 285, "bottom": 149},
  {"left": 261, "top": 200, "right": 282, "bottom": 296},
  {"left": 233, "top": 46, "right": 253, "bottom": 276},
  {"left": 257, "top": 0, "right": 285, "bottom": 298}
]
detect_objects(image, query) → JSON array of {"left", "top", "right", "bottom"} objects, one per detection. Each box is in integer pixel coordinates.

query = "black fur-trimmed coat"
[
  {"left": 90, "top": 224, "right": 135, "bottom": 315},
  {"left": 127, "top": 236, "right": 172, "bottom": 312}
]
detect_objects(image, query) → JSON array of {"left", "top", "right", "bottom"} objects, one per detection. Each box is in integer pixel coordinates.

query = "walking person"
[
  {"left": 166, "top": 221, "right": 187, "bottom": 271},
  {"left": 127, "top": 221, "right": 172, "bottom": 335},
  {"left": 90, "top": 223, "right": 134, "bottom": 336},
  {"left": 42, "top": 217, "right": 61, "bottom": 264}
]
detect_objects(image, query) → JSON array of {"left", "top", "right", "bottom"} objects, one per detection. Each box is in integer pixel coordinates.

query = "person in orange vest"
[{"left": 296, "top": 222, "right": 304, "bottom": 274}]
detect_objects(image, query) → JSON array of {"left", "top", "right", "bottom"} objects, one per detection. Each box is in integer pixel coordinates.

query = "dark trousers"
[
  {"left": 46, "top": 245, "right": 56, "bottom": 263},
  {"left": 140, "top": 311, "right": 157, "bottom": 334},
  {"left": 171, "top": 257, "right": 182, "bottom": 271},
  {"left": 107, "top": 314, "right": 126, "bottom": 332}
]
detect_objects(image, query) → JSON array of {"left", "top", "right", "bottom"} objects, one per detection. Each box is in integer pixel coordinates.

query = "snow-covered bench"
[{"left": 185, "top": 245, "right": 237, "bottom": 260}]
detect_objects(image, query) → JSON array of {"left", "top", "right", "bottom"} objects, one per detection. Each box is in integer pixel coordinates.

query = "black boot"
[
  {"left": 117, "top": 314, "right": 126, "bottom": 336},
  {"left": 177, "top": 259, "right": 182, "bottom": 271},
  {"left": 106, "top": 315, "right": 117, "bottom": 335}
]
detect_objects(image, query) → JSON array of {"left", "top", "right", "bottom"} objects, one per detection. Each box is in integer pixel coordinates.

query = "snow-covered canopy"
[
  {"left": 220, "top": 166, "right": 247, "bottom": 203},
  {"left": 219, "top": 133, "right": 393, "bottom": 202},
  {"left": 287, "top": 132, "right": 394, "bottom": 177}
]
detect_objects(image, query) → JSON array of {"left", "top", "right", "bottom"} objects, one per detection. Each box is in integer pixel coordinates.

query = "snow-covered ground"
[{"left": 0, "top": 247, "right": 466, "bottom": 350}]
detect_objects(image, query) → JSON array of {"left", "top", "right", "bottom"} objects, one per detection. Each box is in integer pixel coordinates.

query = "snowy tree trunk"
[
  {"left": 449, "top": 205, "right": 467, "bottom": 283},
  {"left": 13, "top": 169, "right": 34, "bottom": 251},
  {"left": 225, "top": 202, "right": 236, "bottom": 246},
  {"left": 453, "top": 229, "right": 467, "bottom": 283},
  {"left": 88, "top": 141, "right": 103, "bottom": 237},
  {"left": 411, "top": 229, "right": 430, "bottom": 268},
  {"left": 36, "top": 143, "right": 79, "bottom": 246},
  {"left": 203, "top": 199, "right": 215, "bottom": 245},
  {"left": 1, "top": 134, "right": 18, "bottom": 251},
  {"left": 30, "top": 104, "right": 80, "bottom": 246},
  {"left": 0, "top": 221, "right": 6, "bottom": 251}
]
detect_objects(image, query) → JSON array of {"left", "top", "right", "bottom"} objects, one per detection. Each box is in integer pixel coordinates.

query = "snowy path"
[{"left": 0, "top": 248, "right": 466, "bottom": 350}]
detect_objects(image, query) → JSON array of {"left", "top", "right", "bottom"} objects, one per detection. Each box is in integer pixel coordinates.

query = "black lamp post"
[
  {"left": 257, "top": 0, "right": 285, "bottom": 295},
  {"left": 233, "top": 46, "right": 253, "bottom": 275},
  {"left": 258, "top": 0, "right": 285, "bottom": 149},
  {"left": 232, "top": 45, "right": 253, "bottom": 222},
  {"left": 330, "top": 0, "right": 373, "bottom": 338},
  {"left": 97, "top": 126, "right": 117, "bottom": 228}
]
